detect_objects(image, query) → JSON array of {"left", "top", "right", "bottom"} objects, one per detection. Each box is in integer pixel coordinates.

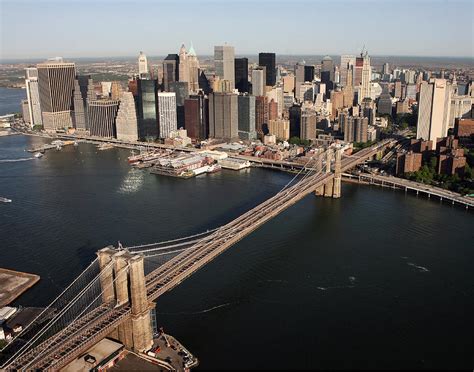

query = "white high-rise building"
[
  {"left": 214, "top": 45, "right": 235, "bottom": 88},
  {"left": 251, "top": 68, "right": 265, "bottom": 96},
  {"left": 116, "top": 92, "right": 138, "bottom": 141},
  {"left": 358, "top": 52, "right": 372, "bottom": 104},
  {"left": 417, "top": 79, "right": 452, "bottom": 149},
  {"left": 157, "top": 92, "right": 177, "bottom": 139},
  {"left": 25, "top": 68, "right": 42, "bottom": 128},
  {"left": 266, "top": 86, "right": 284, "bottom": 118},
  {"left": 339, "top": 55, "right": 355, "bottom": 87},
  {"left": 138, "top": 51, "right": 148, "bottom": 78}
]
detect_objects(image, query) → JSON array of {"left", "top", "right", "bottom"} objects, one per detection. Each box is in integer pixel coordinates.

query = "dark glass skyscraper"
[
  {"left": 184, "top": 93, "right": 209, "bottom": 140},
  {"left": 163, "top": 54, "right": 179, "bottom": 91},
  {"left": 235, "top": 58, "right": 249, "bottom": 93},
  {"left": 304, "top": 66, "right": 315, "bottom": 82},
  {"left": 258, "top": 52, "right": 276, "bottom": 87},
  {"left": 136, "top": 79, "right": 159, "bottom": 140}
]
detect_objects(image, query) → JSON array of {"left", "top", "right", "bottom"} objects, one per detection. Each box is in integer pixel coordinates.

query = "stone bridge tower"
[{"left": 97, "top": 247, "right": 154, "bottom": 352}]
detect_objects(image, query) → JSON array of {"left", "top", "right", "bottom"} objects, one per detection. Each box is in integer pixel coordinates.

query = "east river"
[{"left": 1, "top": 134, "right": 473, "bottom": 369}]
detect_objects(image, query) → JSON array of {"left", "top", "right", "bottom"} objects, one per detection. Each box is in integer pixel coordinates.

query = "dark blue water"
[
  {"left": 0, "top": 87, "right": 26, "bottom": 115},
  {"left": 1, "top": 135, "right": 473, "bottom": 369}
]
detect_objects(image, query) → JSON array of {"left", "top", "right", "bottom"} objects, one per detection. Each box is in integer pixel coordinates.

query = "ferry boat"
[{"left": 0, "top": 197, "right": 12, "bottom": 203}]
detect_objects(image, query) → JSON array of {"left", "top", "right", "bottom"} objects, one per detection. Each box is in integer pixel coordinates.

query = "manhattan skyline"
[{"left": 1, "top": 0, "right": 473, "bottom": 60}]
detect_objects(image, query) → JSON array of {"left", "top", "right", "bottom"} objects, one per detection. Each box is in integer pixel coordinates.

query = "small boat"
[
  {"left": 0, "top": 197, "right": 12, "bottom": 203},
  {"left": 73, "top": 141, "right": 79, "bottom": 147},
  {"left": 97, "top": 143, "right": 114, "bottom": 151},
  {"left": 34, "top": 152, "right": 43, "bottom": 158}
]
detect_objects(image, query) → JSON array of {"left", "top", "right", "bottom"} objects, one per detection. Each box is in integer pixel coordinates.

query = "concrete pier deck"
[{"left": 0, "top": 268, "right": 40, "bottom": 307}]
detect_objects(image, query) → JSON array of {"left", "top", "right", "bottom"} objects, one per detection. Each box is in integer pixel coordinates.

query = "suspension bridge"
[{"left": 1, "top": 140, "right": 394, "bottom": 371}]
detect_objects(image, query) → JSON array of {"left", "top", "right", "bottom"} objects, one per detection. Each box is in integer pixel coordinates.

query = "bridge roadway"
[{"left": 8, "top": 140, "right": 392, "bottom": 371}]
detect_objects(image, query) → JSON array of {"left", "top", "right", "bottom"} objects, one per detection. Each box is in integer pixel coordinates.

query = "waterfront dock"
[{"left": 0, "top": 268, "right": 40, "bottom": 307}]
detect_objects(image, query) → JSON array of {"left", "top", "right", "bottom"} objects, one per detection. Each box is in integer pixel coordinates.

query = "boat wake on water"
[
  {"left": 156, "top": 302, "right": 237, "bottom": 315},
  {"left": 0, "top": 157, "right": 35, "bottom": 163}
]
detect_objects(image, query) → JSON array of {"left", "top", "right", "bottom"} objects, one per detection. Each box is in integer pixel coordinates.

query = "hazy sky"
[{"left": 1, "top": 0, "right": 473, "bottom": 60}]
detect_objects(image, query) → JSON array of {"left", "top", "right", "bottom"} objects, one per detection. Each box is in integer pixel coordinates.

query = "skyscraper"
[
  {"left": 138, "top": 51, "right": 148, "bottom": 79},
  {"left": 214, "top": 45, "right": 235, "bottom": 88},
  {"left": 136, "top": 78, "right": 159, "bottom": 140},
  {"left": 184, "top": 94, "right": 208, "bottom": 140},
  {"left": 237, "top": 94, "right": 256, "bottom": 140},
  {"left": 255, "top": 96, "right": 269, "bottom": 138},
  {"left": 417, "top": 79, "right": 452, "bottom": 149},
  {"left": 235, "top": 58, "right": 249, "bottom": 93},
  {"left": 258, "top": 52, "right": 276, "bottom": 87},
  {"left": 304, "top": 65, "right": 315, "bottom": 83},
  {"left": 321, "top": 55, "right": 334, "bottom": 91},
  {"left": 37, "top": 59, "right": 76, "bottom": 130},
  {"left": 73, "top": 75, "right": 94, "bottom": 131},
  {"left": 24, "top": 68, "right": 42, "bottom": 128},
  {"left": 359, "top": 52, "right": 372, "bottom": 104},
  {"left": 157, "top": 92, "right": 177, "bottom": 139},
  {"left": 187, "top": 44, "right": 200, "bottom": 93},
  {"left": 87, "top": 99, "right": 119, "bottom": 138},
  {"left": 208, "top": 92, "right": 238, "bottom": 139},
  {"left": 169, "top": 81, "right": 189, "bottom": 128},
  {"left": 294, "top": 62, "right": 305, "bottom": 99},
  {"left": 354, "top": 117, "right": 368, "bottom": 143},
  {"left": 163, "top": 54, "right": 180, "bottom": 91},
  {"left": 178, "top": 44, "right": 189, "bottom": 84},
  {"left": 116, "top": 92, "right": 139, "bottom": 141},
  {"left": 251, "top": 67, "right": 265, "bottom": 96},
  {"left": 339, "top": 55, "right": 355, "bottom": 87},
  {"left": 300, "top": 108, "right": 317, "bottom": 141}
]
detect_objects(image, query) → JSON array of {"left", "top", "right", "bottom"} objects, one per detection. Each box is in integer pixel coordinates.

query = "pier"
[{"left": 0, "top": 268, "right": 40, "bottom": 307}]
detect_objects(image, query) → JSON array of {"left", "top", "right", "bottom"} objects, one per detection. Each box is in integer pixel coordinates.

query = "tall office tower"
[
  {"left": 235, "top": 58, "right": 249, "bottom": 93},
  {"left": 300, "top": 109, "right": 317, "bottom": 141},
  {"left": 266, "top": 86, "right": 284, "bottom": 118},
  {"left": 382, "top": 62, "right": 390, "bottom": 76},
  {"left": 403, "top": 69, "right": 416, "bottom": 84},
  {"left": 37, "top": 59, "right": 76, "bottom": 130},
  {"left": 361, "top": 98, "right": 376, "bottom": 125},
  {"left": 208, "top": 92, "right": 238, "bottom": 139},
  {"left": 163, "top": 54, "right": 180, "bottom": 91},
  {"left": 393, "top": 80, "right": 402, "bottom": 98},
  {"left": 87, "top": 99, "right": 119, "bottom": 138},
  {"left": 255, "top": 96, "right": 269, "bottom": 138},
  {"left": 283, "top": 75, "right": 295, "bottom": 94},
  {"left": 298, "top": 82, "right": 313, "bottom": 103},
  {"left": 115, "top": 92, "right": 138, "bottom": 141},
  {"left": 73, "top": 75, "right": 94, "bottom": 131},
  {"left": 377, "top": 88, "right": 393, "bottom": 116},
  {"left": 137, "top": 79, "right": 159, "bottom": 140},
  {"left": 184, "top": 94, "right": 209, "bottom": 140},
  {"left": 110, "top": 82, "right": 123, "bottom": 100},
  {"left": 359, "top": 52, "right": 372, "bottom": 104},
  {"left": 354, "top": 56, "right": 364, "bottom": 86},
  {"left": 406, "top": 84, "right": 417, "bottom": 100},
  {"left": 417, "top": 79, "right": 452, "bottom": 149},
  {"left": 24, "top": 68, "right": 42, "bottom": 128},
  {"left": 294, "top": 62, "right": 305, "bottom": 98},
  {"left": 339, "top": 55, "right": 355, "bottom": 87},
  {"left": 330, "top": 90, "right": 344, "bottom": 119},
  {"left": 343, "top": 116, "right": 355, "bottom": 142},
  {"left": 187, "top": 44, "right": 200, "bottom": 93},
  {"left": 237, "top": 94, "right": 257, "bottom": 140},
  {"left": 251, "top": 67, "right": 265, "bottom": 96},
  {"left": 169, "top": 81, "right": 189, "bottom": 128},
  {"left": 354, "top": 117, "right": 368, "bottom": 143},
  {"left": 214, "top": 45, "right": 235, "bottom": 88},
  {"left": 268, "top": 99, "right": 278, "bottom": 121},
  {"left": 321, "top": 55, "right": 334, "bottom": 91},
  {"left": 268, "top": 119, "right": 290, "bottom": 140},
  {"left": 178, "top": 44, "right": 189, "bottom": 84},
  {"left": 304, "top": 65, "right": 315, "bottom": 82},
  {"left": 289, "top": 104, "right": 301, "bottom": 138},
  {"left": 138, "top": 51, "right": 148, "bottom": 79},
  {"left": 157, "top": 92, "right": 177, "bottom": 139},
  {"left": 258, "top": 52, "right": 276, "bottom": 87},
  {"left": 198, "top": 71, "right": 212, "bottom": 94}
]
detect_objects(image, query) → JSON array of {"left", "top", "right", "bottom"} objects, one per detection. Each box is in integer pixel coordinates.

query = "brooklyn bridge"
[{"left": 2, "top": 139, "right": 393, "bottom": 370}]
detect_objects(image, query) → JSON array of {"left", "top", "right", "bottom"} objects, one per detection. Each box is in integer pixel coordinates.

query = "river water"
[{"left": 0, "top": 135, "right": 473, "bottom": 369}]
